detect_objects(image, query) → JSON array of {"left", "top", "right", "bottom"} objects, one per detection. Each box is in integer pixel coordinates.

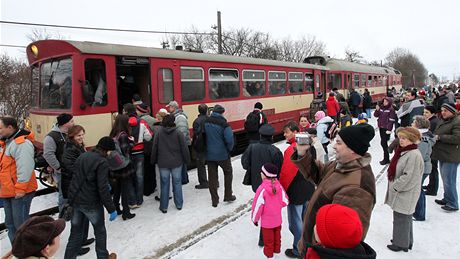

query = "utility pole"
[{"left": 217, "top": 11, "right": 223, "bottom": 54}]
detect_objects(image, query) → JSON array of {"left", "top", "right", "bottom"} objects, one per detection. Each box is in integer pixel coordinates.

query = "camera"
[{"left": 295, "top": 133, "right": 311, "bottom": 145}]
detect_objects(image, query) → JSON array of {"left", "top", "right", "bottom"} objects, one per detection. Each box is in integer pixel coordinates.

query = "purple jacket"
[
  {"left": 374, "top": 98, "right": 396, "bottom": 131},
  {"left": 251, "top": 179, "right": 289, "bottom": 228}
]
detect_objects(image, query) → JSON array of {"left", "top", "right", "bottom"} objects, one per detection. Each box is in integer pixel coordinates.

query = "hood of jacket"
[
  {"left": 420, "top": 129, "right": 435, "bottom": 146},
  {"left": 161, "top": 126, "right": 178, "bottom": 135},
  {"left": 318, "top": 116, "right": 334, "bottom": 125},
  {"left": 173, "top": 109, "right": 188, "bottom": 119},
  {"left": 2, "top": 129, "right": 34, "bottom": 143}
]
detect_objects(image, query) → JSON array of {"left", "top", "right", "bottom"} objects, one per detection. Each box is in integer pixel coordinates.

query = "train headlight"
[
  {"left": 31, "top": 45, "right": 39, "bottom": 57},
  {"left": 24, "top": 117, "right": 32, "bottom": 131}
]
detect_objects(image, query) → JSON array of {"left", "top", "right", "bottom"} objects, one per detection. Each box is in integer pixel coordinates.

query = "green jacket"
[{"left": 432, "top": 115, "right": 460, "bottom": 163}]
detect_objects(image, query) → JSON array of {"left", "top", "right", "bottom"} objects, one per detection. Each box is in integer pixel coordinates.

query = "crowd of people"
[{"left": 1, "top": 83, "right": 459, "bottom": 258}]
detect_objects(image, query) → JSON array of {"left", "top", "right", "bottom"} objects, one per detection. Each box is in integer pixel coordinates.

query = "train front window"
[
  {"left": 40, "top": 58, "right": 72, "bottom": 109},
  {"left": 84, "top": 59, "right": 107, "bottom": 107}
]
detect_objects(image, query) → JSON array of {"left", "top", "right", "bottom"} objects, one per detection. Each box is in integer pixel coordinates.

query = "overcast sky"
[{"left": 1, "top": 0, "right": 459, "bottom": 79}]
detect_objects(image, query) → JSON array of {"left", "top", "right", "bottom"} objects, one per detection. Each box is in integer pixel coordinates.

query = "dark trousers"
[
  {"left": 351, "top": 105, "right": 360, "bottom": 118},
  {"left": 143, "top": 157, "right": 156, "bottom": 196},
  {"left": 379, "top": 128, "right": 391, "bottom": 162},
  {"left": 113, "top": 176, "right": 133, "bottom": 216},
  {"left": 65, "top": 205, "right": 108, "bottom": 259},
  {"left": 195, "top": 151, "right": 208, "bottom": 186},
  {"left": 207, "top": 159, "right": 233, "bottom": 205},
  {"left": 392, "top": 211, "right": 413, "bottom": 249},
  {"left": 262, "top": 226, "right": 282, "bottom": 258},
  {"left": 426, "top": 159, "right": 439, "bottom": 195}
]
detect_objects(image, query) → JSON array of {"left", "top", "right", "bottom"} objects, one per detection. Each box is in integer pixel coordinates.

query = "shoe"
[
  {"left": 422, "top": 185, "right": 428, "bottom": 190},
  {"left": 160, "top": 208, "right": 167, "bottom": 213},
  {"left": 109, "top": 252, "right": 117, "bottom": 259},
  {"left": 284, "top": 248, "right": 298, "bottom": 258},
  {"left": 128, "top": 204, "right": 141, "bottom": 210},
  {"left": 212, "top": 202, "right": 218, "bottom": 208},
  {"left": 425, "top": 192, "right": 437, "bottom": 196},
  {"left": 412, "top": 217, "right": 425, "bottom": 221},
  {"left": 379, "top": 160, "right": 390, "bottom": 165},
  {"left": 435, "top": 199, "right": 447, "bottom": 205},
  {"left": 195, "top": 184, "right": 209, "bottom": 189},
  {"left": 122, "top": 213, "right": 136, "bottom": 220},
  {"left": 82, "top": 238, "right": 95, "bottom": 246},
  {"left": 155, "top": 196, "right": 172, "bottom": 201},
  {"left": 224, "top": 195, "right": 236, "bottom": 202},
  {"left": 116, "top": 207, "right": 122, "bottom": 215},
  {"left": 387, "top": 244, "right": 408, "bottom": 252},
  {"left": 258, "top": 239, "right": 264, "bottom": 247},
  {"left": 77, "top": 247, "right": 90, "bottom": 256},
  {"left": 176, "top": 207, "right": 182, "bottom": 210},
  {"left": 441, "top": 205, "right": 459, "bottom": 212},
  {"left": 390, "top": 240, "right": 412, "bottom": 250}
]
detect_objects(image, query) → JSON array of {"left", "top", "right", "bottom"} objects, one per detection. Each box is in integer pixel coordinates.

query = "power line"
[
  {"left": 0, "top": 20, "right": 215, "bottom": 36},
  {"left": 0, "top": 44, "right": 26, "bottom": 48}
]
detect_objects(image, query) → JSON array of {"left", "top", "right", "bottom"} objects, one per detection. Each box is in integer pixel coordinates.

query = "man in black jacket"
[
  {"left": 64, "top": 137, "right": 118, "bottom": 259},
  {"left": 192, "top": 104, "right": 209, "bottom": 189},
  {"left": 423, "top": 105, "right": 440, "bottom": 195}
]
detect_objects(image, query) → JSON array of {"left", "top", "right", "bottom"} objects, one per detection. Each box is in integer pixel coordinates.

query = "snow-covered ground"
[{"left": 1, "top": 115, "right": 460, "bottom": 258}]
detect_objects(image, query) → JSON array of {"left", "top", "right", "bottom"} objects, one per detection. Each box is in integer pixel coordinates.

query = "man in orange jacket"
[{"left": 0, "top": 117, "right": 37, "bottom": 243}]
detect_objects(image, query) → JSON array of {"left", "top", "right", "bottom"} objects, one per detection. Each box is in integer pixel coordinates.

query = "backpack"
[
  {"left": 325, "top": 121, "right": 338, "bottom": 139},
  {"left": 107, "top": 135, "right": 130, "bottom": 171},
  {"left": 244, "top": 111, "right": 261, "bottom": 132},
  {"left": 192, "top": 120, "right": 206, "bottom": 153}
]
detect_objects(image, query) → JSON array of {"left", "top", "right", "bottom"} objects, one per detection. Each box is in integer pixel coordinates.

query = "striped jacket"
[{"left": 251, "top": 179, "right": 288, "bottom": 228}]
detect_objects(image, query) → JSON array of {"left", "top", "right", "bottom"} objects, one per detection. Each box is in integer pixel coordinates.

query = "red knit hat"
[{"left": 315, "top": 204, "right": 363, "bottom": 249}]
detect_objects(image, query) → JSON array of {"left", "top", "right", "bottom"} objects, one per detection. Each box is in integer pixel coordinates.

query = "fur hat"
[
  {"left": 441, "top": 102, "right": 457, "bottom": 115},
  {"left": 213, "top": 104, "right": 225, "bottom": 114},
  {"left": 396, "top": 127, "right": 421, "bottom": 143},
  {"left": 254, "top": 102, "right": 263, "bottom": 110},
  {"left": 259, "top": 124, "right": 275, "bottom": 136},
  {"left": 338, "top": 124, "right": 375, "bottom": 156},
  {"left": 12, "top": 216, "right": 66, "bottom": 258},
  {"left": 96, "top": 136, "right": 116, "bottom": 151},
  {"left": 57, "top": 113, "right": 73, "bottom": 126},
  {"left": 261, "top": 163, "right": 278, "bottom": 178},
  {"left": 315, "top": 204, "right": 363, "bottom": 249}
]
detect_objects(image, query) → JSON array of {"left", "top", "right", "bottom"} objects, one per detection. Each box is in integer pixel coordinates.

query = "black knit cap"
[
  {"left": 56, "top": 113, "right": 73, "bottom": 126},
  {"left": 338, "top": 124, "right": 375, "bottom": 156},
  {"left": 12, "top": 216, "right": 65, "bottom": 258},
  {"left": 424, "top": 105, "right": 436, "bottom": 114},
  {"left": 96, "top": 136, "right": 116, "bottom": 151},
  {"left": 213, "top": 104, "right": 225, "bottom": 114},
  {"left": 254, "top": 102, "right": 263, "bottom": 110}
]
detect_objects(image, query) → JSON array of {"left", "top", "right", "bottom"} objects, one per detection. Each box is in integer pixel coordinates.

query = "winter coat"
[
  {"left": 291, "top": 151, "right": 376, "bottom": 256},
  {"left": 334, "top": 91, "right": 346, "bottom": 102},
  {"left": 241, "top": 139, "right": 283, "bottom": 192},
  {"left": 326, "top": 96, "right": 340, "bottom": 117},
  {"left": 111, "top": 132, "right": 135, "bottom": 179},
  {"left": 129, "top": 116, "right": 153, "bottom": 155},
  {"left": 0, "top": 129, "right": 37, "bottom": 198},
  {"left": 428, "top": 115, "right": 440, "bottom": 133},
  {"left": 61, "top": 142, "right": 86, "bottom": 198},
  {"left": 385, "top": 149, "right": 423, "bottom": 215},
  {"left": 43, "top": 124, "right": 67, "bottom": 173},
  {"left": 374, "top": 99, "right": 396, "bottom": 131},
  {"left": 251, "top": 179, "right": 289, "bottom": 228},
  {"left": 306, "top": 241, "right": 376, "bottom": 259},
  {"left": 68, "top": 150, "right": 116, "bottom": 213},
  {"left": 151, "top": 126, "right": 191, "bottom": 169},
  {"left": 446, "top": 90, "right": 456, "bottom": 103},
  {"left": 396, "top": 99, "right": 424, "bottom": 127},
  {"left": 432, "top": 114, "right": 460, "bottom": 163},
  {"left": 139, "top": 113, "right": 156, "bottom": 131},
  {"left": 192, "top": 114, "right": 208, "bottom": 153},
  {"left": 172, "top": 109, "right": 191, "bottom": 145},
  {"left": 204, "top": 113, "right": 234, "bottom": 161},
  {"left": 362, "top": 92, "right": 372, "bottom": 109},
  {"left": 418, "top": 129, "right": 435, "bottom": 175},
  {"left": 279, "top": 138, "right": 315, "bottom": 205},
  {"left": 349, "top": 91, "right": 361, "bottom": 106},
  {"left": 339, "top": 114, "right": 352, "bottom": 129},
  {"left": 316, "top": 116, "right": 334, "bottom": 144},
  {"left": 432, "top": 95, "right": 448, "bottom": 113}
]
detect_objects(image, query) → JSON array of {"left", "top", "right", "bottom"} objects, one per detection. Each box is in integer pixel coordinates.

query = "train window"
[
  {"left": 209, "top": 68, "right": 239, "bottom": 99},
  {"left": 354, "top": 74, "right": 360, "bottom": 88},
  {"left": 181, "top": 67, "right": 205, "bottom": 102},
  {"left": 288, "top": 72, "right": 303, "bottom": 93},
  {"left": 327, "top": 73, "right": 342, "bottom": 91},
  {"left": 158, "top": 68, "right": 174, "bottom": 104},
  {"left": 40, "top": 58, "right": 72, "bottom": 109},
  {"left": 305, "top": 73, "right": 314, "bottom": 92},
  {"left": 84, "top": 59, "right": 107, "bottom": 107},
  {"left": 31, "top": 65, "right": 39, "bottom": 107},
  {"left": 361, "top": 74, "right": 366, "bottom": 87},
  {"left": 315, "top": 74, "right": 320, "bottom": 92},
  {"left": 243, "top": 70, "right": 265, "bottom": 97},
  {"left": 268, "top": 71, "right": 286, "bottom": 95}
]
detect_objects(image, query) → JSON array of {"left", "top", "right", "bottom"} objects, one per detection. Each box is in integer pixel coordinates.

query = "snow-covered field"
[{"left": 1, "top": 115, "right": 459, "bottom": 258}]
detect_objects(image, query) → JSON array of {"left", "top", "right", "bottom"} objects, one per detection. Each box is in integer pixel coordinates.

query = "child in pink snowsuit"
[{"left": 251, "top": 163, "right": 289, "bottom": 259}]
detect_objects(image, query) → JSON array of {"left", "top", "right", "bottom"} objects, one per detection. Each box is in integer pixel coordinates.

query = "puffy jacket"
[
  {"left": 172, "top": 109, "right": 191, "bottom": 145},
  {"left": 128, "top": 115, "right": 153, "bottom": 155},
  {"left": 326, "top": 96, "right": 340, "bottom": 117},
  {"left": 349, "top": 91, "right": 362, "bottom": 106},
  {"left": 418, "top": 129, "right": 435, "bottom": 175},
  {"left": 396, "top": 98, "right": 424, "bottom": 127},
  {"left": 205, "top": 113, "right": 234, "bottom": 161},
  {"left": 374, "top": 98, "right": 396, "bottom": 131},
  {"left": 251, "top": 179, "right": 289, "bottom": 228},
  {"left": 316, "top": 116, "right": 334, "bottom": 144},
  {"left": 151, "top": 126, "right": 191, "bottom": 169},
  {"left": 0, "top": 129, "right": 37, "bottom": 198},
  {"left": 432, "top": 114, "right": 460, "bottom": 163},
  {"left": 61, "top": 142, "right": 86, "bottom": 198}
]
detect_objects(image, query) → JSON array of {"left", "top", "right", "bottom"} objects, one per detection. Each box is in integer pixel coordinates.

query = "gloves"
[
  {"left": 386, "top": 130, "right": 392, "bottom": 135},
  {"left": 109, "top": 211, "right": 117, "bottom": 221}
]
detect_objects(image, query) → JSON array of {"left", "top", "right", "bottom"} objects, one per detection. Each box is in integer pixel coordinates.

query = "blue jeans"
[
  {"left": 3, "top": 192, "right": 35, "bottom": 243},
  {"left": 365, "top": 108, "right": 372, "bottom": 119},
  {"left": 54, "top": 172, "right": 68, "bottom": 212},
  {"left": 132, "top": 155, "right": 145, "bottom": 205},
  {"left": 65, "top": 205, "right": 108, "bottom": 259},
  {"left": 159, "top": 166, "right": 183, "bottom": 210},
  {"left": 287, "top": 202, "right": 307, "bottom": 256},
  {"left": 440, "top": 161, "right": 459, "bottom": 209},
  {"left": 414, "top": 174, "right": 429, "bottom": 220}
]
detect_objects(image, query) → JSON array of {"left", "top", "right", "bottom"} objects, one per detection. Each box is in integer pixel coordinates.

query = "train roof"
[
  {"left": 304, "top": 56, "right": 401, "bottom": 75},
  {"left": 27, "top": 40, "right": 327, "bottom": 70}
]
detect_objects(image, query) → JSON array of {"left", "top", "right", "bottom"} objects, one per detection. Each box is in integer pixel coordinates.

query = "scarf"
[{"left": 387, "top": 144, "right": 418, "bottom": 181}]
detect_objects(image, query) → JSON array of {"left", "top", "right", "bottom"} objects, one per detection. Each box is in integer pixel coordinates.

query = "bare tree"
[
  {"left": 344, "top": 47, "right": 363, "bottom": 62},
  {"left": 385, "top": 48, "right": 428, "bottom": 88},
  {"left": 26, "top": 28, "right": 66, "bottom": 42}
]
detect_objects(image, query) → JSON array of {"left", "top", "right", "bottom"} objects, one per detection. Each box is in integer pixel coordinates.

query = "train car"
[
  {"left": 304, "top": 56, "right": 403, "bottom": 102},
  {"left": 26, "top": 40, "right": 327, "bottom": 149}
]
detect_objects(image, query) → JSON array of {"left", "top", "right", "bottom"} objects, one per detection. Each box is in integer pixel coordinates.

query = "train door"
[
  {"left": 150, "top": 59, "right": 179, "bottom": 115},
  {"left": 115, "top": 56, "right": 151, "bottom": 113}
]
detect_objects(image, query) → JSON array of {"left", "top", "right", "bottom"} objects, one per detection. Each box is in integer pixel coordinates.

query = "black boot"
[
  {"left": 78, "top": 247, "right": 91, "bottom": 256},
  {"left": 82, "top": 238, "right": 95, "bottom": 246},
  {"left": 122, "top": 212, "right": 136, "bottom": 220},
  {"left": 387, "top": 244, "right": 408, "bottom": 252}
]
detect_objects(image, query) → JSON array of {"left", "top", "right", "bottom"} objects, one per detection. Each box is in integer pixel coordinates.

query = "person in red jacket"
[{"left": 326, "top": 92, "right": 340, "bottom": 122}]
